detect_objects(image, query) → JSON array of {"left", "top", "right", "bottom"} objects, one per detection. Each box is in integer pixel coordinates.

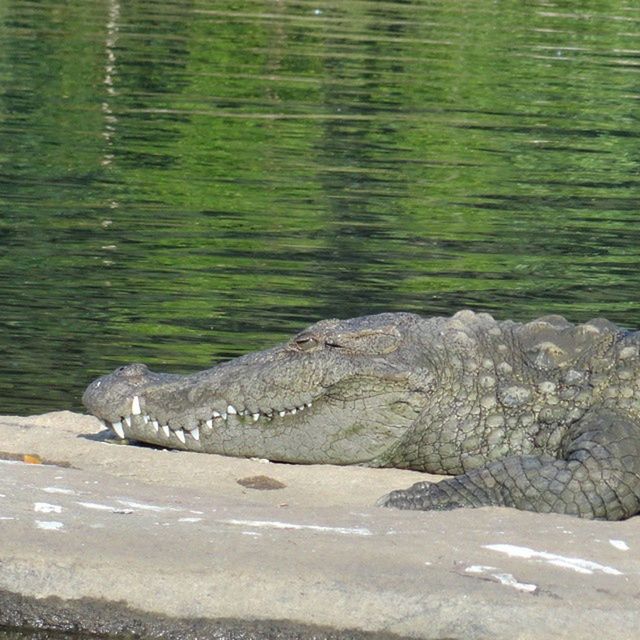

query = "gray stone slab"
[{"left": 0, "top": 412, "right": 639, "bottom": 639}]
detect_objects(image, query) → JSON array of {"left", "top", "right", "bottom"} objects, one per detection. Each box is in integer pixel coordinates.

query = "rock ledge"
[{"left": 0, "top": 412, "right": 638, "bottom": 640}]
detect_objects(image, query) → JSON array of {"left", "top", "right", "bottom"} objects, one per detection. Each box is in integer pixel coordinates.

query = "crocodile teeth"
[
  {"left": 112, "top": 421, "right": 125, "bottom": 439},
  {"left": 199, "top": 403, "right": 316, "bottom": 425},
  {"left": 128, "top": 398, "right": 317, "bottom": 441}
]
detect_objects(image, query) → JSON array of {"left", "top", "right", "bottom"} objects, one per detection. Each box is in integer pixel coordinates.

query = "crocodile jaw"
[
  {"left": 96, "top": 393, "right": 315, "bottom": 452},
  {"left": 86, "top": 376, "right": 420, "bottom": 464},
  {"left": 83, "top": 365, "right": 425, "bottom": 465},
  {"left": 82, "top": 313, "right": 432, "bottom": 464}
]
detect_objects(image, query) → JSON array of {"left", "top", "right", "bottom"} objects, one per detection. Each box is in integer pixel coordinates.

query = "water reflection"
[{"left": 1, "top": 0, "right": 640, "bottom": 414}]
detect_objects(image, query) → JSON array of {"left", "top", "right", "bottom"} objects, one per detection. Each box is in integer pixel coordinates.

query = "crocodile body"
[{"left": 83, "top": 310, "right": 640, "bottom": 520}]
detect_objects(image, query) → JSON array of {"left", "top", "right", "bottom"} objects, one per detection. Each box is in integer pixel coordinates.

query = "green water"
[{"left": 2, "top": 0, "right": 640, "bottom": 415}]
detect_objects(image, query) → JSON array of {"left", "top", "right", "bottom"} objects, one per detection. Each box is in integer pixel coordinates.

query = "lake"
[{"left": 2, "top": 0, "right": 640, "bottom": 415}]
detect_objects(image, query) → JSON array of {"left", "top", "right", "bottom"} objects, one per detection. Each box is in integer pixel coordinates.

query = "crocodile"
[{"left": 82, "top": 310, "right": 640, "bottom": 520}]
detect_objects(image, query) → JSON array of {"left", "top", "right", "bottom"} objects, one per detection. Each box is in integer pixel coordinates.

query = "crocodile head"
[{"left": 82, "top": 312, "right": 436, "bottom": 464}]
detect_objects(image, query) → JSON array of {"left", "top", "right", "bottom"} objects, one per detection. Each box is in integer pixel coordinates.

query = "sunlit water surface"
[{"left": 2, "top": 0, "right": 640, "bottom": 414}]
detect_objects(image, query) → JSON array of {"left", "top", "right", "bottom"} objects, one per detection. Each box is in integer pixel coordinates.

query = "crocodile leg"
[{"left": 379, "top": 408, "right": 640, "bottom": 520}]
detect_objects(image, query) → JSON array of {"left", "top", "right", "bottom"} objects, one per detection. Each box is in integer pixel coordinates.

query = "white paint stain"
[
  {"left": 43, "top": 487, "right": 75, "bottom": 495},
  {"left": 609, "top": 539, "right": 629, "bottom": 551},
  {"left": 116, "top": 499, "right": 175, "bottom": 512},
  {"left": 223, "top": 518, "right": 372, "bottom": 536},
  {"left": 0, "top": 516, "right": 15, "bottom": 520},
  {"left": 493, "top": 572, "right": 537, "bottom": 593},
  {"left": 484, "top": 544, "right": 623, "bottom": 576},
  {"left": 35, "top": 520, "right": 64, "bottom": 531},
  {"left": 77, "top": 501, "right": 116, "bottom": 511},
  {"left": 0, "top": 493, "right": 6, "bottom": 498},
  {"left": 34, "top": 502, "right": 62, "bottom": 514},
  {"left": 465, "top": 564, "right": 537, "bottom": 592},
  {"left": 466, "top": 565, "right": 497, "bottom": 574},
  {"left": 178, "top": 517, "right": 203, "bottom": 523}
]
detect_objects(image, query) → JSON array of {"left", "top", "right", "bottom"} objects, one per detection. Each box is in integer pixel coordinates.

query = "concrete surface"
[{"left": 0, "top": 411, "right": 639, "bottom": 639}]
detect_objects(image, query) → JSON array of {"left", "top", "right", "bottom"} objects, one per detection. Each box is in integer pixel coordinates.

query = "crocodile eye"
[{"left": 294, "top": 335, "right": 320, "bottom": 352}]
